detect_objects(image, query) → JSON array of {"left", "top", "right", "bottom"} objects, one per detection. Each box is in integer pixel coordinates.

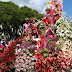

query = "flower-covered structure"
[
  {"left": 54, "top": 15, "right": 72, "bottom": 38},
  {"left": 0, "top": 0, "right": 72, "bottom": 72},
  {"left": 35, "top": 48, "right": 70, "bottom": 72}
]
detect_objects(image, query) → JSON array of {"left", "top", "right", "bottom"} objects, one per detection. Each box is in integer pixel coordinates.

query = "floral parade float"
[{"left": 0, "top": 0, "right": 72, "bottom": 72}]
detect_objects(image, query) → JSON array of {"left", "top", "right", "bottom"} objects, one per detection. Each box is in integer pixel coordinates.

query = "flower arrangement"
[
  {"left": 54, "top": 15, "right": 72, "bottom": 69},
  {"left": 14, "top": 45, "right": 37, "bottom": 72},
  {"left": 35, "top": 48, "right": 71, "bottom": 72},
  {"left": 1, "top": 0, "right": 72, "bottom": 72},
  {"left": 54, "top": 15, "right": 72, "bottom": 38},
  {"left": 0, "top": 36, "right": 23, "bottom": 72}
]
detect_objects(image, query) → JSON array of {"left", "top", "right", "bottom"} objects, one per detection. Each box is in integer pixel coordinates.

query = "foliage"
[{"left": 0, "top": 1, "right": 44, "bottom": 31}]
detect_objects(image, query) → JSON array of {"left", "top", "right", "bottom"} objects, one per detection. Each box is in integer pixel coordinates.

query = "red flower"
[
  {"left": 56, "top": 70, "right": 60, "bottom": 72},
  {"left": 26, "top": 29, "right": 28, "bottom": 32},
  {"left": 53, "top": 57, "right": 57, "bottom": 61},
  {"left": 53, "top": 53, "right": 58, "bottom": 57},
  {"left": 38, "top": 51, "right": 41, "bottom": 54},
  {"left": 38, "top": 60, "right": 42, "bottom": 64},
  {"left": 51, "top": 1, "right": 57, "bottom": 5},
  {"left": 48, "top": 57, "right": 53, "bottom": 63},
  {"left": 40, "top": 56, "right": 44, "bottom": 60}
]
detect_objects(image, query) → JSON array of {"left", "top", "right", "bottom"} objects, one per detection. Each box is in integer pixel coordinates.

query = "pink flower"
[
  {"left": 63, "top": 65, "right": 66, "bottom": 69},
  {"left": 48, "top": 35, "right": 53, "bottom": 38},
  {"left": 62, "top": 69, "right": 65, "bottom": 72},
  {"left": 61, "top": 62, "right": 65, "bottom": 65},
  {"left": 56, "top": 70, "right": 59, "bottom": 72}
]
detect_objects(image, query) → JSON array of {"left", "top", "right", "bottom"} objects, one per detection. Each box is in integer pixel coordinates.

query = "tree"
[{"left": 0, "top": 1, "right": 44, "bottom": 38}]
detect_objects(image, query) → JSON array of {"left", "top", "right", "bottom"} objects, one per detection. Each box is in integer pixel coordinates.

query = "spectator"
[
  {"left": 1, "top": 42, "right": 6, "bottom": 50},
  {"left": 0, "top": 38, "right": 1, "bottom": 47},
  {"left": 23, "top": 18, "right": 30, "bottom": 33},
  {"left": 5, "top": 42, "right": 9, "bottom": 49},
  {"left": 8, "top": 38, "right": 15, "bottom": 45},
  {"left": 15, "top": 44, "right": 21, "bottom": 55},
  {"left": 0, "top": 39, "right": 5, "bottom": 46}
]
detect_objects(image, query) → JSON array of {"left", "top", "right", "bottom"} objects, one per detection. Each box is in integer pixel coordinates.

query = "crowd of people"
[{"left": 22, "top": 17, "right": 57, "bottom": 52}]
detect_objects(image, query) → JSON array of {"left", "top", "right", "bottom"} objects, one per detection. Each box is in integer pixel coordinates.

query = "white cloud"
[{"left": 0, "top": 0, "right": 58, "bottom": 14}]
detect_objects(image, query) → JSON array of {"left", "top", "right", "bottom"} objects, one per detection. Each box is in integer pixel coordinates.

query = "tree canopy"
[{"left": 0, "top": 1, "right": 44, "bottom": 29}]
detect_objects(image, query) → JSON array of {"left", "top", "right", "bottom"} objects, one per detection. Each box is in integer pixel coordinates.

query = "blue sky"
[{"left": 63, "top": 0, "right": 72, "bottom": 20}]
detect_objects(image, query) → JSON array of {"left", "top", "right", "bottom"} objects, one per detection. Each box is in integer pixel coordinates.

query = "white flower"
[
  {"left": 31, "top": 66, "right": 34, "bottom": 69},
  {"left": 29, "top": 67, "right": 31, "bottom": 69},
  {"left": 33, "top": 55, "right": 35, "bottom": 58},
  {"left": 23, "top": 69, "right": 26, "bottom": 72},
  {"left": 27, "top": 56, "right": 30, "bottom": 59},
  {"left": 27, "top": 52, "right": 29, "bottom": 54},
  {"left": 35, "top": 50, "right": 37, "bottom": 53},
  {"left": 32, "top": 62, "right": 35, "bottom": 65},
  {"left": 15, "top": 59, "right": 19, "bottom": 63},
  {"left": 24, "top": 57, "right": 26, "bottom": 60},
  {"left": 35, "top": 58, "right": 37, "bottom": 60},
  {"left": 26, "top": 50, "right": 29, "bottom": 52},
  {"left": 65, "top": 30, "right": 69, "bottom": 34},
  {"left": 66, "top": 34, "right": 70, "bottom": 37},
  {"left": 29, "top": 54, "right": 33, "bottom": 56},
  {"left": 16, "top": 68, "right": 20, "bottom": 71},
  {"left": 56, "top": 41, "right": 60, "bottom": 44},
  {"left": 32, "top": 58, "right": 34, "bottom": 60}
]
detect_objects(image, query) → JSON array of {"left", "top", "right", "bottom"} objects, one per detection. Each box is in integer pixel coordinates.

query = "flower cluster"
[
  {"left": 0, "top": 36, "right": 23, "bottom": 71},
  {"left": 54, "top": 15, "right": 72, "bottom": 38},
  {"left": 14, "top": 47, "right": 37, "bottom": 72},
  {"left": 35, "top": 48, "right": 70, "bottom": 72},
  {"left": 56, "top": 39, "right": 72, "bottom": 68}
]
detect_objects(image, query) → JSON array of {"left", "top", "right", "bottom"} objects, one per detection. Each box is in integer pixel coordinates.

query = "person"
[
  {"left": 23, "top": 18, "right": 30, "bottom": 34},
  {"left": 15, "top": 44, "right": 21, "bottom": 56},
  {"left": 32, "top": 33, "right": 40, "bottom": 42},
  {"left": 30, "top": 18, "right": 37, "bottom": 27},
  {"left": 32, "top": 33, "right": 40, "bottom": 50},
  {"left": 1, "top": 42, "right": 6, "bottom": 50},
  {"left": 8, "top": 38, "right": 15, "bottom": 45},
  {"left": 26, "top": 32, "right": 31, "bottom": 41},
  {"left": 4, "top": 38, "right": 7, "bottom": 43},
  {"left": 5, "top": 41, "right": 9, "bottom": 49},
  {"left": 0, "top": 38, "right": 1, "bottom": 47},
  {"left": 30, "top": 18, "right": 38, "bottom": 35},
  {"left": 0, "top": 39, "right": 5, "bottom": 47}
]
